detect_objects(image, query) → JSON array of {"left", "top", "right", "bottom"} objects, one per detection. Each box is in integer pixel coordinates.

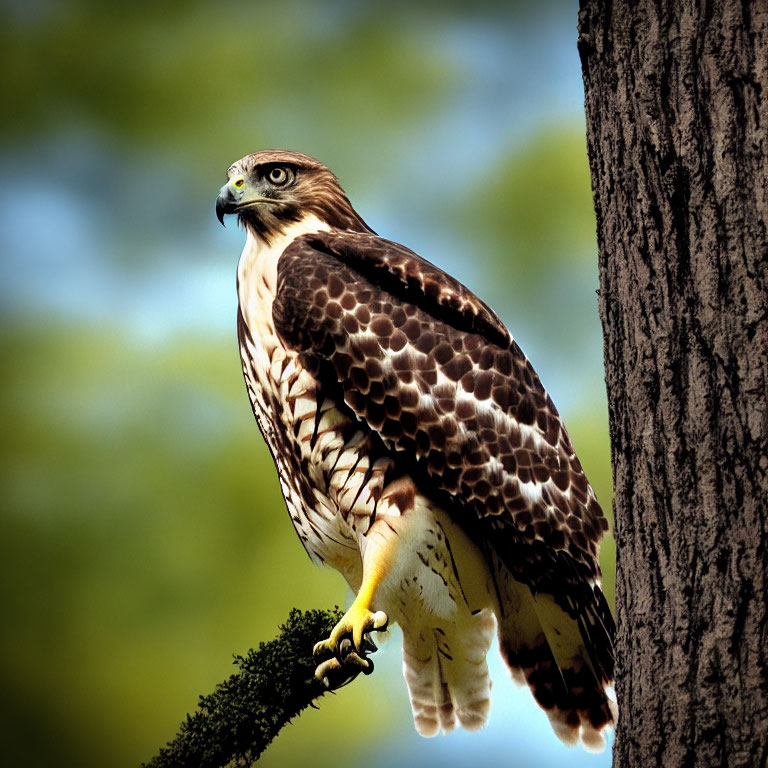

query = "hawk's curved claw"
[
  {"left": 338, "top": 637, "right": 354, "bottom": 660},
  {"left": 315, "top": 651, "right": 374, "bottom": 690},
  {"left": 313, "top": 606, "right": 388, "bottom": 690},
  {"left": 313, "top": 608, "right": 388, "bottom": 658},
  {"left": 360, "top": 632, "right": 379, "bottom": 654}
]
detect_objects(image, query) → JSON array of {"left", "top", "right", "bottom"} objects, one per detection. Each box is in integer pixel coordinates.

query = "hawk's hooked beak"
[
  {"left": 216, "top": 175, "right": 284, "bottom": 225},
  {"left": 215, "top": 177, "right": 244, "bottom": 226}
]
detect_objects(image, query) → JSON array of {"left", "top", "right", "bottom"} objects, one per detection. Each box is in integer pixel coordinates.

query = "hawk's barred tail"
[
  {"left": 496, "top": 568, "right": 616, "bottom": 750},
  {"left": 401, "top": 610, "right": 496, "bottom": 737}
]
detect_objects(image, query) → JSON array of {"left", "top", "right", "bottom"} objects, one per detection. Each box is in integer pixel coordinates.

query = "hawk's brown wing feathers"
[
  {"left": 299, "top": 230, "right": 511, "bottom": 345},
  {"left": 272, "top": 231, "right": 614, "bottom": 687}
]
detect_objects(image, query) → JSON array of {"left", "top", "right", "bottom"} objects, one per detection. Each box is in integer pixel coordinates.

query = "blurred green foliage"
[
  {"left": 1, "top": 0, "right": 453, "bottom": 180},
  {"left": 0, "top": 2, "right": 613, "bottom": 767},
  {"left": 467, "top": 128, "right": 598, "bottom": 276}
]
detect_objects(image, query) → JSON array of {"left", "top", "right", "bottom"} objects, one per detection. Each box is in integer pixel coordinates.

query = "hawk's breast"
[{"left": 237, "top": 221, "right": 390, "bottom": 582}]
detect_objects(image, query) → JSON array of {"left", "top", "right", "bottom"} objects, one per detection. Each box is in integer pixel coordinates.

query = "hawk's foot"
[{"left": 313, "top": 607, "right": 388, "bottom": 689}]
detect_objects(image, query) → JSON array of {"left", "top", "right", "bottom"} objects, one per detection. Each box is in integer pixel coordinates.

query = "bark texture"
[{"left": 578, "top": 2, "right": 768, "bottom": 766}]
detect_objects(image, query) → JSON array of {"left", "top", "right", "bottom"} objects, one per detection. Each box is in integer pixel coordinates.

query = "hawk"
[{"left": 216, "top": 150, "right": 616, "bottom": 750}]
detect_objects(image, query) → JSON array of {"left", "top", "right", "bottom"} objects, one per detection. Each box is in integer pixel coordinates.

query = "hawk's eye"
[{"left": 267, "top": 166, "right": 293, "bottom": 186}]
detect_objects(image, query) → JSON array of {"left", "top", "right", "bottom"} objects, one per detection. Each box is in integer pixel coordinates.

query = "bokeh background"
[{"left": 0, "top": 1, "right": 615, "bottom": 766}]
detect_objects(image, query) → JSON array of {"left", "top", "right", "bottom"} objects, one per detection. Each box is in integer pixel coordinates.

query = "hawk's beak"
[{"left": 215, "top": 180, "right": 242, "bottom": 226}]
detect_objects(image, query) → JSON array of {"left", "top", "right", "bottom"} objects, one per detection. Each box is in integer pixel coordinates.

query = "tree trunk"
[{"left": 577, "top": 2, "right": 768, "bottom": 766}]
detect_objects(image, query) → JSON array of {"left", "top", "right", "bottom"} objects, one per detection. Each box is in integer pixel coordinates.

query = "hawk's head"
[{"left": 215, "top": 150, "right": 372, "bottom": 241}]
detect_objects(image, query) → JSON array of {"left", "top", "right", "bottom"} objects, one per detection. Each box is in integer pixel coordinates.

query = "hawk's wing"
[{"left": 272, "top": 230, "right": 613, "bottom": 680}]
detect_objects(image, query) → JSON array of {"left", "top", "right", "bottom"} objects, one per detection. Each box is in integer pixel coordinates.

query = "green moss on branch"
[{"left": 144, "top": 607, "right": 344, "bottom": 768}]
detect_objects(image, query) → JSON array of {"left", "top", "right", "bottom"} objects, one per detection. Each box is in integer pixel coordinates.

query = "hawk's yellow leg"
[{"left": 313, "top": 522, "right": 396, "bottom": 680}]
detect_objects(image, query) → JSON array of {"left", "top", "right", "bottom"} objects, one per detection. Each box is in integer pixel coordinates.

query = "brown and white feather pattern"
[
  {"left": 236, "top": 217, "right": 499, "bottom": 735},
  {"left": 231, "top": 152, "right": 615, "bottom": 749}
]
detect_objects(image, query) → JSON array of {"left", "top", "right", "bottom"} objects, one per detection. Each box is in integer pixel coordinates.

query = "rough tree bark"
[{"left": 578, "top": 2, "right": 767, "bottom": 767}]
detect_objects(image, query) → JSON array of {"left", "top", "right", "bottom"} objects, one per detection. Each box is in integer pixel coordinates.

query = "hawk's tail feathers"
[
  {"left": 500, "top": 637, "right": 617, "bottom": 751},
  {"left": 401, "top": 609, "right": 496, "bottom": 737},
  {"left": 497, "top": 577, "right": 617, "bottom": 751}
]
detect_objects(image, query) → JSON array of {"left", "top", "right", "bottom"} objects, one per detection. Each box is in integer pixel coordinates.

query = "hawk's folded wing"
[{"left": 272, "top": 230, "right": 614, "bottom": 682}]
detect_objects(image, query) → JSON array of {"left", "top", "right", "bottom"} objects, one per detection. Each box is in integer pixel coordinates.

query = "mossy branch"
[{"left": 143, "top": 607, "right": 345, "bottom": 768}]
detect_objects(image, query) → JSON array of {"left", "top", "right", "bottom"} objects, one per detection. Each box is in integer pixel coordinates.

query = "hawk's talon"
[
  {"left": 360, "top": 633, "right": 378, "bottom": 654},
  {"left": 313, "top": 607, "right": 389, "bottom": 658},
  {"left": 371, "top": 610, "right": 389, "bottom": 631},
  {"left": 312, "top": 638, "right": 336, "bottom": 661},
  {"left": 312, "top": 606, "right": 388, "bottom": 689},
  {"left": 314, "top": 650, "right": 373, "bottom": 691},
  {"left": 339, "top": 637, "right": 354, "bottom": 660}
]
